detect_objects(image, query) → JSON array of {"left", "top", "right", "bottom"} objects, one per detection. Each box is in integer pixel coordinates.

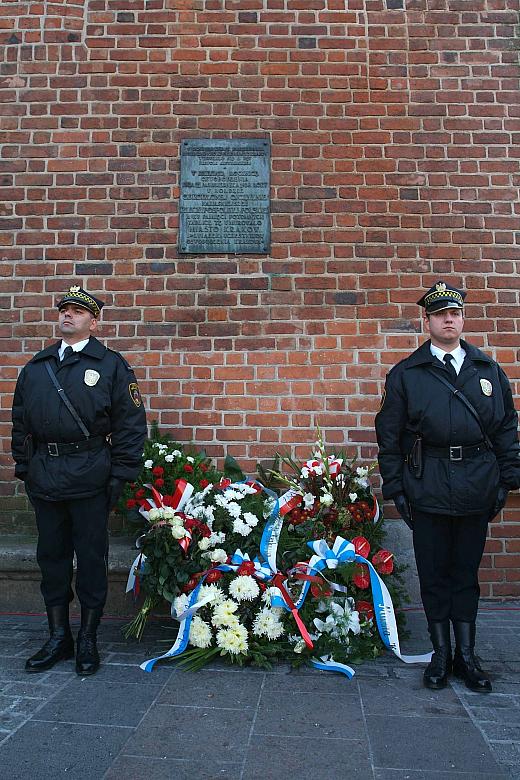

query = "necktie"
[
  {"left": 443, "top": 353, "right": 458, "bottom": 384},
  {"left": 62, "top": 346, "right": 74, "bottom": 361}
]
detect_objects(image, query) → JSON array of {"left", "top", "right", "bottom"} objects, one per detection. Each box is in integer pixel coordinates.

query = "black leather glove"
[
  {"left": 393, "top": 493, "right": 413, "bottom": 530},
  {"left": 492, "top": 485, "right": 509, "bottom": 518},
  {"left": 106, "top": 477, "right": 126, "bottom": 511}
]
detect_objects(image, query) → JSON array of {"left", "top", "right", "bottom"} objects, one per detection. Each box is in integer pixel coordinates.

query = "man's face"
[
  {"left": 58, "top": 304, "right": 97, "bottom": 343},
  {"left": 424, "top": 307, "right": 464, "bottom": 349}
]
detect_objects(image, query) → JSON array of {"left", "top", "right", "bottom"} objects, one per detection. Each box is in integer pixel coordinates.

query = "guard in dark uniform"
[
  {"left": 376, "top": 281, "right": 520, "bottom": 692},
  {"left": 11, "top": 285, "right": 147, "bottom": 675}
]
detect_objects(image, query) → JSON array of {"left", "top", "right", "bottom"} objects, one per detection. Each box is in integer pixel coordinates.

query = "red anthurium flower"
[
  {"left": 152, "top": 466, "right": 164, "bottom": 476},
  {"left": 352, "top": 536, "right": 370, "bottom": 559},
  {"left": 356, "top": 600, "right": 374, "bottom": 621},
  {"left": 199, "top": 478, "right": 210, "bottom": 489},
  {"left": 183, "top": 464, "right": 194, "bottom": 473},
  {"left": 372, "top": 549, "right": 394, "bottom": 575},
  {"left": 154, "top": 478, "right": 164, "bottom": 488},
  {"left": 311, "top": 582, "right": 333, "bottom": 598},
  {"left": 237, "top": 561, "right": 256, "bottom": 576},
  {"left": 205, "top": 569, "right": 223, "bottom": 583},
  {"left": 353, "top": 563, "right": 370, "bottom": 590},
  {"left": 219, "top": 478, "right": 232, "bottom": 489}
]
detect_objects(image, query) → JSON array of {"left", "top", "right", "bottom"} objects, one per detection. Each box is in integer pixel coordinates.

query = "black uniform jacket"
[
  {"left": 375, "top": 339, "right": 520, "bottom": 516},
  {"left": 11, "top": 337, "right": 147, "bottom": 501}
]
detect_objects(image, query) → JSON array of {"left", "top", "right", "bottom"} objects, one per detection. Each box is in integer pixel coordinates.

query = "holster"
[
  {"left": 407, "top": 435, "right": 423, "bottom": 479},
  {"left": 23, "top": 433, "right": 34, "bottom": 462}
]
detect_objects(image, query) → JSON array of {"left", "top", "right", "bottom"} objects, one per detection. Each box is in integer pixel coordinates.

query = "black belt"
[
  {"left": 423, "top": 442, "right": 488, "bottom": 462},
  {"left": 37, "top": 436, "right": 107, "bottom": 457}
]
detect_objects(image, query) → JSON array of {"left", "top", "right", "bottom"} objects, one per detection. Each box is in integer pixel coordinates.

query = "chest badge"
[
  {"left": 84, "top": 369, "right": 100, "bottom": 387},
  {"left": 480, "top": 378, "right": 492, "bottom": 396}
]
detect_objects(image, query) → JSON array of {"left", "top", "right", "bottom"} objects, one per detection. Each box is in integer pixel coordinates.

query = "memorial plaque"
[{"left": 179, "top": 138, "right": 270, "bottom": 254}]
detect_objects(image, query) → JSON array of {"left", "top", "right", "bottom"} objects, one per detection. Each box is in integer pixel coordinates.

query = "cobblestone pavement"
[{"left": 0, "top": 606, "right": 519, "bottom": 780}]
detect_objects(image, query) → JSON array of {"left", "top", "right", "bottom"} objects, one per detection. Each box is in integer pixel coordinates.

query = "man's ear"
[{"left": 89, "top": 317, "right": 98, "bottom": 334}]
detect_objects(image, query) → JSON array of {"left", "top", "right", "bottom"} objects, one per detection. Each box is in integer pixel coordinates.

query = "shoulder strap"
[
  {"left": 426, "top": 368, "right": 493, "bottom": 449},
  {"left": 44, "top": 362, "right": 90, "bottom": 440}
]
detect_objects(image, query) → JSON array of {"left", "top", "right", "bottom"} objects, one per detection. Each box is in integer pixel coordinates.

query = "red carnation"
[
  {"left": 126, "top": 499, "right": 137, "bottom": 509},
  {"left": 237, "top": 561, "right": 256, "bottom": 576},
  {"left": 372, "top": 549, "right": 394, "bottom": 576},
  {"left": 353, "top": 563, "right": 370, "bottom": 590},
  {"left": 200, "top": 463, "right": 208, "bottom": 472},
  {"left": 154, "top": 478, "right": 164, "bottom": 488},
  {"left": 356, "top": 600, "right": 374, "bottom": 621},
  {"left": 184, "top": 464, "right": 194, "bottom": 473},
  {"left": 135, "top": 488, "right": 145, "bottom": 499},
  {"left": 352, "top": 536, "right": 370, "bottom": 559},
  {"left": 205, "top": 569, "right": 223, "bottom": 584},
  {"left": 199, "top": 478, "right": 210, "bottom": 489},
  {"left": 152, "top": 466, "right": 164, "bottom": 476}
]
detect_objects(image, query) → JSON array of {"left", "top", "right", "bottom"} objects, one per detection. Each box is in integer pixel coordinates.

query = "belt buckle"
[
  {"left": 47, "top": 442, "right": 59, "bottom": 457},
  {"left": 449, "top": 445, "right": 463, "bottom": 461}
]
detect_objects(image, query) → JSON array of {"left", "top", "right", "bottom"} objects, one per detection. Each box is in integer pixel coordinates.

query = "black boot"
[
  {"left": 25, "top": 605, "right": 74, "bottom": 673},
  {"left": 76, "top": 608, "right": 102, "bottom": 676},
  {"left": 423, "top": 620, "right": 452, "bottom": 690},
  {"left": 452, "top": 621, "right": 492, "bottom": 692}
]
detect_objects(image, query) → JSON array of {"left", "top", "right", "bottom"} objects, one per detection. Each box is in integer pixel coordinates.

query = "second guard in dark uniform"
[
  {"left": 11, "top": 285, "right": 147, "bottom": 675},
  {"left": 375, "top": 281, "right": 520, "bottom": 692}
]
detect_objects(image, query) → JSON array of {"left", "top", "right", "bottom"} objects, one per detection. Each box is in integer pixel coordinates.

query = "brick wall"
[{"left": 0, "top": 0, "right": 519, "bottom": 596}]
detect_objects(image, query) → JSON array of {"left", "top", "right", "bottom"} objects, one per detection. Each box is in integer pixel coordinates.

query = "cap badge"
[
  {"left": 480, "top": 378, "right": 492, "bottom": 397},
  {"left": 84, "top": 369, "right": 100, "bottom": 387},
  {"left": 435, "top": 282, "right": 447, "bottom": 293},
  {"left": 69, "top": 285, "right": 81, "bottom": 293}
]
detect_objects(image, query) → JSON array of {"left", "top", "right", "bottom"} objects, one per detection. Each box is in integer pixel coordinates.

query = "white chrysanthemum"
[
  {"left": 243, "top": 512, "right": 259, "bottom": 527},
  {"left": 232, "top": 519, "right": 252, "bottom": 537},
  {"left": 252, "top": 608, "right": 284, "bottom": 639},
  {"left": 211, "top": 599, "right": 239, "bottom": 627},
  {"left": 216, "top": 623, "right": 248, "bottom": 655},
  {"left": 229, "top": 575, "right": 260, "bottom": 602},
  {"left": 144, "top": 459, "right": 153, "bottom": 468},
  {"left": 172, "top": 593, "right": 189, "bottom": 617},
  {"left": 209, "top": 531, "right": 225, "bottom": 545},
  {"left": 226, "top": 501, "right": 242, "bottom": 518},
  {"left": 198, "top": 584, "right": 225, "bottom": 605},
  {"left": 223, "top": 489, "right": 243, "bottom": 501},
  {"left": 215, "top": 494, "right": 229, "bottom": 508},
  {"left": 189, "top": 616, "right": 213, "bottom": 649}
]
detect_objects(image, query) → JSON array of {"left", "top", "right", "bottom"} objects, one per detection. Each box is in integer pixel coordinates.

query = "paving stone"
[
  {"left": 0, "top": 720, "right": 131, "bottom": 778},
  {"left": 374, "top": 770, "right": 508, "bottom": 779},
  {"left": 366, "top": 714, "right": 507, "bottom": 774},
  {"left": 105, "top": 755, "right": 242, "bottom": 779},
  {"left": 126, "top": 703, "right": 254, "bottom": 760},
  {"left": 34, "top": 678, "right": 163, "bottom": 727},
  {"left": 242, "top": 735, "right": 373, "bottom": 780},
  {"left": 158, "top": 668, "right": 264, "bottom": 707},
  {"left": 360, "top": 676, "right": 467, "bottom": 717},
  {"left": 254, "top": 688, "right": 366, "bottom": 739}
]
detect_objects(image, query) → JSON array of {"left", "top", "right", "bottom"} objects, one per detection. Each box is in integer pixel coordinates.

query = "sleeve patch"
[{"left": 129, "top": 382, "right": 142, "bottom": 407}]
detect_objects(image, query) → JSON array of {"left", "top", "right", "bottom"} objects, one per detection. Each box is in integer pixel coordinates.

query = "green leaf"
[{"left": 223, "top": 454, "right": 245, "bottom": 480}]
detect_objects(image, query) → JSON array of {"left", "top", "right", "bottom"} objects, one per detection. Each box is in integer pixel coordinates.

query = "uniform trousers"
[
  {"left": 31, "top": 492, "right": 109, "bottom": 610},
  {"left": 412, "top": 509, "right": 489, "bottom": 624}
]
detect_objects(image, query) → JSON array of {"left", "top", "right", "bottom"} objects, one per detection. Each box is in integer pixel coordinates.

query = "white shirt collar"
[
  {"left": 59, "top": 338, "right": 90, "bottom": 360},
  {"left": 430, "top": 342, "right": 466, "bottom": 374}
]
